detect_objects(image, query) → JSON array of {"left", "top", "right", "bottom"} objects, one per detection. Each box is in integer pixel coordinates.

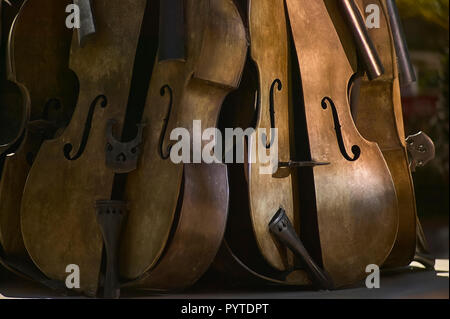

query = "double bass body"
[
  {"left": 353, "top": 0, "right": 418, "bottom": 268},
  {"left": 0, "top": 0, "right": 76, "bottom": 262},
  {"left": 20, "top": 0, "right": 148, "bottom": 295},
  {"left": 285, "top": 0, "right": 398, "bottom": 286},
  {"left": 120, "top": 0, "right": 247, "bottom": 290}
]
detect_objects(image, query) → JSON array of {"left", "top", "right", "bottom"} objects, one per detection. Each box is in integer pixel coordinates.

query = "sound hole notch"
[
  {"left": 64, "top": 95, "right": 108, "bottom": 160},
  {"left": 321, "top": 97, "right": 360, "bottom": 161},
  {"left": 263, "top": 78, "right": 282, "bottom": 149}
]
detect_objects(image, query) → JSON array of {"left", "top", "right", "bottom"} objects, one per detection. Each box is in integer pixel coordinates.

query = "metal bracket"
[
  {"left": 105, "top": 119, "right": 145, "bottom": 174},
  {"left": 406, "top": 131, "right": 435, "bottom": 172},
  {"left": 269, "top": 208, "right": 334, "bottom": 290},
  {"left": 95, "top": 200, "right": 128, "bottom": 299}
]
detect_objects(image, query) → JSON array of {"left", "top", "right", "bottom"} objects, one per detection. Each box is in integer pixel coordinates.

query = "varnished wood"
[
  {"left": 0, "top": 0, "right": 76, "bottom": 259},
  {"left": 354, "top": 0, "right": 416, "bottom": 267},
  {"left": 20, "top": 0, "right": 147, "bottom": 295},
  {"left": 0, "top": 0, "right": 24, "bottom": 154},
  {"left": 125, "top": 164, "right": 229, "bottom": 291},
  {"left": 211, "top": 0, "right": 312, "bottom": 286},
  {"left": 121, "top": 0, "right": 247, "bottom": 290},
  {"left": 246, "top": 0, "right": 295, "bottom": 271},
  {"left": 286, "top": 0, "right": 398, "bottom": 287}
]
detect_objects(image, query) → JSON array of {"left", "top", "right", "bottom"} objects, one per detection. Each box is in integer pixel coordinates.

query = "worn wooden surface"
[
  {"left": 0, "top": 0, "right": 24, "bottom": 152},
  {"left": 20, "top": 0, "right": 147, "bottom": 295},
  {"left": 0, "top": 0, "right": 76, "bottom": 259},
  {"left": 246, "top": 0, "right": 296, "bottom": 272},
  {"left": 354, "top": 0, "right": 417, "bottom": 268},
  {"left": 285, "top": 0, "right": 399, "bottom": 287},
  {"left": 121, "top": 0, "right": 247, "bottom": 290}
]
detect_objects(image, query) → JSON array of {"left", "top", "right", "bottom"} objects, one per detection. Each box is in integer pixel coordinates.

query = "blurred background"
[{"left": 397, "top": 0, "right": 449, "bottom": 259}]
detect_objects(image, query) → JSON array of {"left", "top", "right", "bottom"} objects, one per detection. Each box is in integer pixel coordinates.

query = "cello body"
[
  {"left": 0, "top": 0, "right": 421, "bottom": 295},
  {"left": 216, "top": 0, "right": 309, "bottom": 283},
  {"left": 285, "top": 0, "right": 398, "bottom": 287},
  {"left": 0, "top": 0, "right": 24, "bottom": 155},
  {"left": 20, "top": 0, "right": 147, "bottom": 295},
  {"left": 244, "top": 0, "right": 295, "bottom": 272},
  {"left": 120, "top": 0, "right": 247, "bottom": 290},
  {"left": 353, "top": 0, "right": 417, "bottom": 267},
  {"left": 0, "top": 0, "right": 77, "bottom": 260}
]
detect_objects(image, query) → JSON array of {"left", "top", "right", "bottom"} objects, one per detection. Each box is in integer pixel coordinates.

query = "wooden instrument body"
[
  {"left": 246, "top": 0, "right": 295, "bottom": 272},
  {"left": 0, "top": 0, "right": 76, "bottom": 258},
  {"left": 286, "top": 0, "right": 398, "bottom": 287},
  {"left": 354, "top": 0, "right": 416, "bottom": 267},
  {"left": 0, "top": 0, "right": 24, "bottom": 155},
  {"left": 121, "top": 0, "right": 247, "bottom": 290},
  {"left": 211, "top": 0, "right": 312, "bottom": 286},
  {"left": 20, "top": 0, "right": 147, "bottom": 295}
]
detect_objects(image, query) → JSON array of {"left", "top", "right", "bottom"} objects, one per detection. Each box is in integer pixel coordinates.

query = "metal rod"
[
  {"left": 278, "top": 161, "right": 330, "bottom": 168},
  {"left": 386, "top": 0, "right": 416, "bottom": 86},
  {"left": 338, "top": 0, "right": 384, "bottom": 80}
]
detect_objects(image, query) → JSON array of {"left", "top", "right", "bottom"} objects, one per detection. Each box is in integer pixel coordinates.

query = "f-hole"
[
  {"left": 263, "top": 79, "right": 282, "bottom": 149},
  {"left": 159, "top": 85, "right": 174, "bottom": 160},
  {"left": 321, "top": 97, "right": 361, "bottom": 161},
  {"left": 63, "top": 95, "right": 107, "bottom": 160}
]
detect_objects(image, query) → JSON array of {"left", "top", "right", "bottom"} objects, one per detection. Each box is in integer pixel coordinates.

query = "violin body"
[
  {"left": 0, "top": 0, "right": 76, "bottom": 259},
  {"left": 120, "top": 0, "right": 247, "bottom": 290},
  {"left": 285, "top": 0, "right": 398, "bottom": 286},
  {"left": 20, "top": 0, "right": 147, "bottom": 295},
  {"left": 354, "top": 0, "right": 417, "bottom": 267}
]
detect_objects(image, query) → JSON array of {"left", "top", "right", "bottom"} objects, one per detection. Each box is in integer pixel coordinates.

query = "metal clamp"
[{"left": 406, "top": 131, "right": 435, "bottom": 172}]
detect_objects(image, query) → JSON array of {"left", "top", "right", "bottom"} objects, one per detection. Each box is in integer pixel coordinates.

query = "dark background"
[{"left": 398, "top": 0, "right": 449, "bottom": 259}]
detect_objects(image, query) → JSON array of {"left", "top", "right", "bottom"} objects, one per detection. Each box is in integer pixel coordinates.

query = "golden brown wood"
[
  {"left": 0, "top": 0, "right": 76, "bottom": 259},
  {"left": 354, "top": 0, "right": 416, "bottom": 267},
  {"left": 125, "top": 163, "right": 229, "bottom": 291},
  {"left": 246, "top": 0, "right": 295, "bottom": 271},
  {"left": 286, "top": 0, "right": 398, "bottom": 287},
  {"left": 20, "top": 0, "right": 147, "bottom": 295},
  {"left": 120, "top": 0, "right": 247, "bottom": 290},
  {"left": 211, "top": 0, "right": 312, "bottom": 286}
]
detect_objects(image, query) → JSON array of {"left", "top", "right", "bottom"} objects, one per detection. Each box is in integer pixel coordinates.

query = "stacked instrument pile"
[{"left": 0, "top": 0, "right": 436, "bottom": 297}]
